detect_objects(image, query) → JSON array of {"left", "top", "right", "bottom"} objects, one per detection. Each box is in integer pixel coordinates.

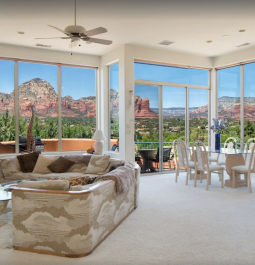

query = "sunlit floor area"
[{"left": 1, "top": 172, "right": 255, "bottom": 265}]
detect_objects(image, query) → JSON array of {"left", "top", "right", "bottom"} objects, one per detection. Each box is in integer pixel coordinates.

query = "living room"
[{"left": 1, "top": 0, "right": 255, "bottom": 264}]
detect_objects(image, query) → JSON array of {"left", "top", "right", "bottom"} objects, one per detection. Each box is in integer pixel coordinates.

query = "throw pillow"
[
  {"left": 50, "top": 176, "right": 97, "bottom": 188},
  {"left": 0, "top": 157, "right": 21, "bottom": 179},
  {"left": 86, "top": 155, "right": 110, "bottom": 175},
  {"left": 108, "top": 162, "right": 125, "bottom": 172},
  {"left": 47, "top": 156, "right": 75, "bottom": 173},
  {"left": 17, "top": 151, "right": 41, "bottom": 173},
  {"left": 18, "top": 180, "right": 69, "bottom": 191},
  {"left": 64, "top": 154, "right": 92, "bottom": 173},
  {"left": 32, "top": 155, "right": 58, "bottom": 174}
]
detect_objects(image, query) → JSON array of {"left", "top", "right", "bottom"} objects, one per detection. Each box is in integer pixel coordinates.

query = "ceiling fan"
[{"left": 35, "top": 0, "right": 112, "bottom": 49}]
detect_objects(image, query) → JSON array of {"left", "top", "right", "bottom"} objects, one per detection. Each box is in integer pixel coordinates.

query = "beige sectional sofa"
[{"left": 0, "top": 154, "right": 140, "bottom": 257}]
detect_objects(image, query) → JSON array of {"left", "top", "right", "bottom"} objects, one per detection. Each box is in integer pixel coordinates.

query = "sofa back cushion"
[
  {"left": 18, "top": 180, "right": 69, "bottom": 190},
  {"left": 0, "top": 156, "right": 21, "bottom": 179},
  {"left": 17, "top": 151, "right": 41, "bottom": 173},
  {"left": 86, "top": 155, "right": 110, "bottom": 175},
  {"left": 32, "top": 155, "right": 58, "bottom": 174},
  {"left": 64, "top": 154, "right": 92, "bottom": 173}
]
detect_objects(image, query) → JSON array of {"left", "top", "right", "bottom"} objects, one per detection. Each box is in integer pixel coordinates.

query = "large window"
[
  {"left": 61, "top": 66, "right": 96, "bottom": 151},
  {"left": 217, "top": 66, "right": 240, "bottom": 143},
  {"left": 189, "top": 89, "right": 209, "bottom": 144},
  {"left": 0, "top": 59, "right": 97, "bottom": 154},
  {"left": 0, "top": 59, "right": 15, "bottom": 153},
  {"left": 109, "top": 63, "right": 119, "bottom": 151},
  {"left": 134, "top": 62, "right": 210, "bottom": 173},
  {"left": 134, "top": 62, "right": 208, "bottom": 86},
  {"left": 244, "top": 63, "right": 255, "bottom": 142},
  {"left": 18, "top": 62, "right": 58, "bottom": 152}
]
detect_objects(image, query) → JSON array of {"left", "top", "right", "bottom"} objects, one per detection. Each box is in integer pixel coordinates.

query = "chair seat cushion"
[
  {"left": 231, "top": 165, "right": 249, "bottom": 172},
  {"left": 218, "top": 161, "right": 226, "bottom": 166},
  {"left": 209, "top": 157, "right": 218, "bottom": 162},
  {"left": 208, "top": 164, "right": 225, "bottom": 171},
  {"left": 188, "top": 161, "right": 196, "bottom": 168}
]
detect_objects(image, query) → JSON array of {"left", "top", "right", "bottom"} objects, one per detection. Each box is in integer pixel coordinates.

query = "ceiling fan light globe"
[{"left": 64, "top": 25, "right": 86, "bottom": 34}]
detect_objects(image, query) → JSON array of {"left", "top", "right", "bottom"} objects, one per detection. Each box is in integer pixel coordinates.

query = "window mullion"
[
  {"left": 14, "top": 61, "right": 19, "bottom": 154},
  {"left": 58, "top": 66, "right": 62, "bottom": 152}
]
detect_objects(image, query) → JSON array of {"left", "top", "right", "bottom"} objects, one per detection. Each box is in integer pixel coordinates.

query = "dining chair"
[
  {"left": 192, "top": 140, "right": 224, "bottom": 190},
  {"left": 174, "top": 138, "right": 196, "bottom": 185},
  {"left": 218, "top": 137, "right": 238, "bottom": 167},
  {"left": 244, "top": 138, "right": 255, "bottom": 164},
  {"left": 231, "top": 144, "right": 255, "bottom": 192}
]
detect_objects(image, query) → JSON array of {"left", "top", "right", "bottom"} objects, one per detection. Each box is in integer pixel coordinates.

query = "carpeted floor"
[{"left": 1, "top": 172, "right": 255, "bottom": 265}]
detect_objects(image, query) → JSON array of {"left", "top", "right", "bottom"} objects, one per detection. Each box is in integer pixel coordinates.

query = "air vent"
[
  {"left": 236, "top": 43, "right": 251, "bottom": 48},
  {"left": 158, "top": 40, "right": 174, "bottom": 46},
  {"left": 36, "top": 44, "right": 52, "bottom": 48}
]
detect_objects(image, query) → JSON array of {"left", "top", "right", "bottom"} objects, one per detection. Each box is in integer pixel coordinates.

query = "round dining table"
[{"left": 138, "top": 149, "right": 158, "bottom": 173}]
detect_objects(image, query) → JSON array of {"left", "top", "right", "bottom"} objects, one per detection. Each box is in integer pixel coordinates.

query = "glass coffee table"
[
  {"left": 0, "top": 179, "right": 47, "bottom": 227},
  {"left": 0, "top": 184, "right": 12, "bottom": 228}
]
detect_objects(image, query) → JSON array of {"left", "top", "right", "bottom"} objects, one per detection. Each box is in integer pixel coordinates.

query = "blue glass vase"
[{"left": 215, "top": 133, "right": 221, "bottom": 150}]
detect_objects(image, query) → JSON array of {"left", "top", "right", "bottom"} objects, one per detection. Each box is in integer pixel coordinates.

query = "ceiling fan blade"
[
  {"left": 84, "top": 27, "right": 108, "bottom": 36},
  {"left": 69, "top": 40, "right": 78, "bottom": 48},
  {"left": 35, "top": 37, "right": 70, "bottom": 39},
  {"left": 48, "top": 25, "right": 70, "bottom": 36},
  {"left": 86, "top": 38, "right": 112, "bottom": 45}
]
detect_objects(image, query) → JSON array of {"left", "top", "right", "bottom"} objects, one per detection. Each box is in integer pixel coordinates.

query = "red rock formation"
[
  {"left": 0, "top": 78, "right": 97, "bottom": 118},
  {"left": 135, "top": 96, "right": 158, "bottom": 118}
]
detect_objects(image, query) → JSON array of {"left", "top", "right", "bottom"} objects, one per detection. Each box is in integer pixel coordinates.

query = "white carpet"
[{"left": 1, "top": 173, "right": 255, "bottom": 265}]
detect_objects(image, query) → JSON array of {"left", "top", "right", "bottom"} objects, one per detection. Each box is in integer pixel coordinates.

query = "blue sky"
[
  {"left": 1, "top": 59, "right": 255, "bottom": 106},
  {"left": 0, "top": 60, "right": 96, "bottom": 100},
  {"left": 110, "top": 63, "right": 119, "bottom": 92}
]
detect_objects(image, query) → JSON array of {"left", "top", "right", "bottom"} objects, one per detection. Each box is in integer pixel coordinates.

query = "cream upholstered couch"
[{"left": 4, "top": 155, "right": 140, "bottom": 257}]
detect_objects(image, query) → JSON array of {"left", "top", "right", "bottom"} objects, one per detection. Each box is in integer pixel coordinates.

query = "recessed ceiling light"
[
  {"left": 206, "top": 40, "right": 213, "bottom": 43},
  {"left": 17, "top": 31, "right": 25, "bottom": 34},
  {"left": 222, "top": 35, "right": 228, "bottom": 38},
  {"left": 239, "top": 29, "right": 246, "bottom": 32}
]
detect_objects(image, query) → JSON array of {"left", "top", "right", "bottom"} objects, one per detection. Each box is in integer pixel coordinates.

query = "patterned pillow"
[
  {"left": 0, "top": 157, "right": 21, "bottom": 179},
  {"left": 64, "top": 155, "right": 92, "bottom": 173},
  {"left": 108, "top": 163, "right": 125, "bottom": 172},
  {"left": 86, "top": 155, "right": 110, "bottom": 175},
  {"left": 47, "top": 156, "right": 75, "bottom": 173},
  {"left": 50, "top": 176, "right": 97, "bottom": 188},
  {"left": 32, "top": 155, "right": 58, "bottom": 174},
  {"left": 17, "top": 151, "right": 41, "bottom": 173}
]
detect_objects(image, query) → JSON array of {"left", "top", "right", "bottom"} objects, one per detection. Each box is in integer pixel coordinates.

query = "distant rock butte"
[
  {"left": 135, "top": 96, "right": 158, "bottom": 118},
  {"left": 0, "top": 78, "right": 96, "bottom": 118}
]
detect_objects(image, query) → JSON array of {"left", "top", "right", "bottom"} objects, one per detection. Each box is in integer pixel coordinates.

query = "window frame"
[{"left": 0, "top": 57, "right": 98, "bottom": 156}]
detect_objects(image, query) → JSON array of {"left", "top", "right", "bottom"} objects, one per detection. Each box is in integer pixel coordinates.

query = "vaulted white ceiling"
[{"left": 1, "top": 0, "right": 255, "bottom": 57}]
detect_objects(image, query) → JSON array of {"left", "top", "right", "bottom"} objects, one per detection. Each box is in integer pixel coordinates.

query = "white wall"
[
  {"left": 0, "top": 43, "right": 100, "bottom": 67},
  {"left": 212, "top": 46, "right": 255, "bottom": 68}
]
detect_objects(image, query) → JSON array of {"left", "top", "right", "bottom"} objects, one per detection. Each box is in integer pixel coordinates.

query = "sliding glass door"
[
  {"left": 135, "top": 85, "right": 159, "bottom": 174},
  {"left": 135, "top": 84, "right": 210, "bottom": 174},
  {"left": 162, "top": 86, "right": 186, "bottom": 172}
]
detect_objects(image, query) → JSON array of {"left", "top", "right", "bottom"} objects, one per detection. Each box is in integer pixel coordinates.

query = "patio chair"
[
  {"left": 192, "top": 140, "right": 224, "bottom": 190},
  {"left": 148, "top": 147, "right": 172, "bottom": 170}
]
